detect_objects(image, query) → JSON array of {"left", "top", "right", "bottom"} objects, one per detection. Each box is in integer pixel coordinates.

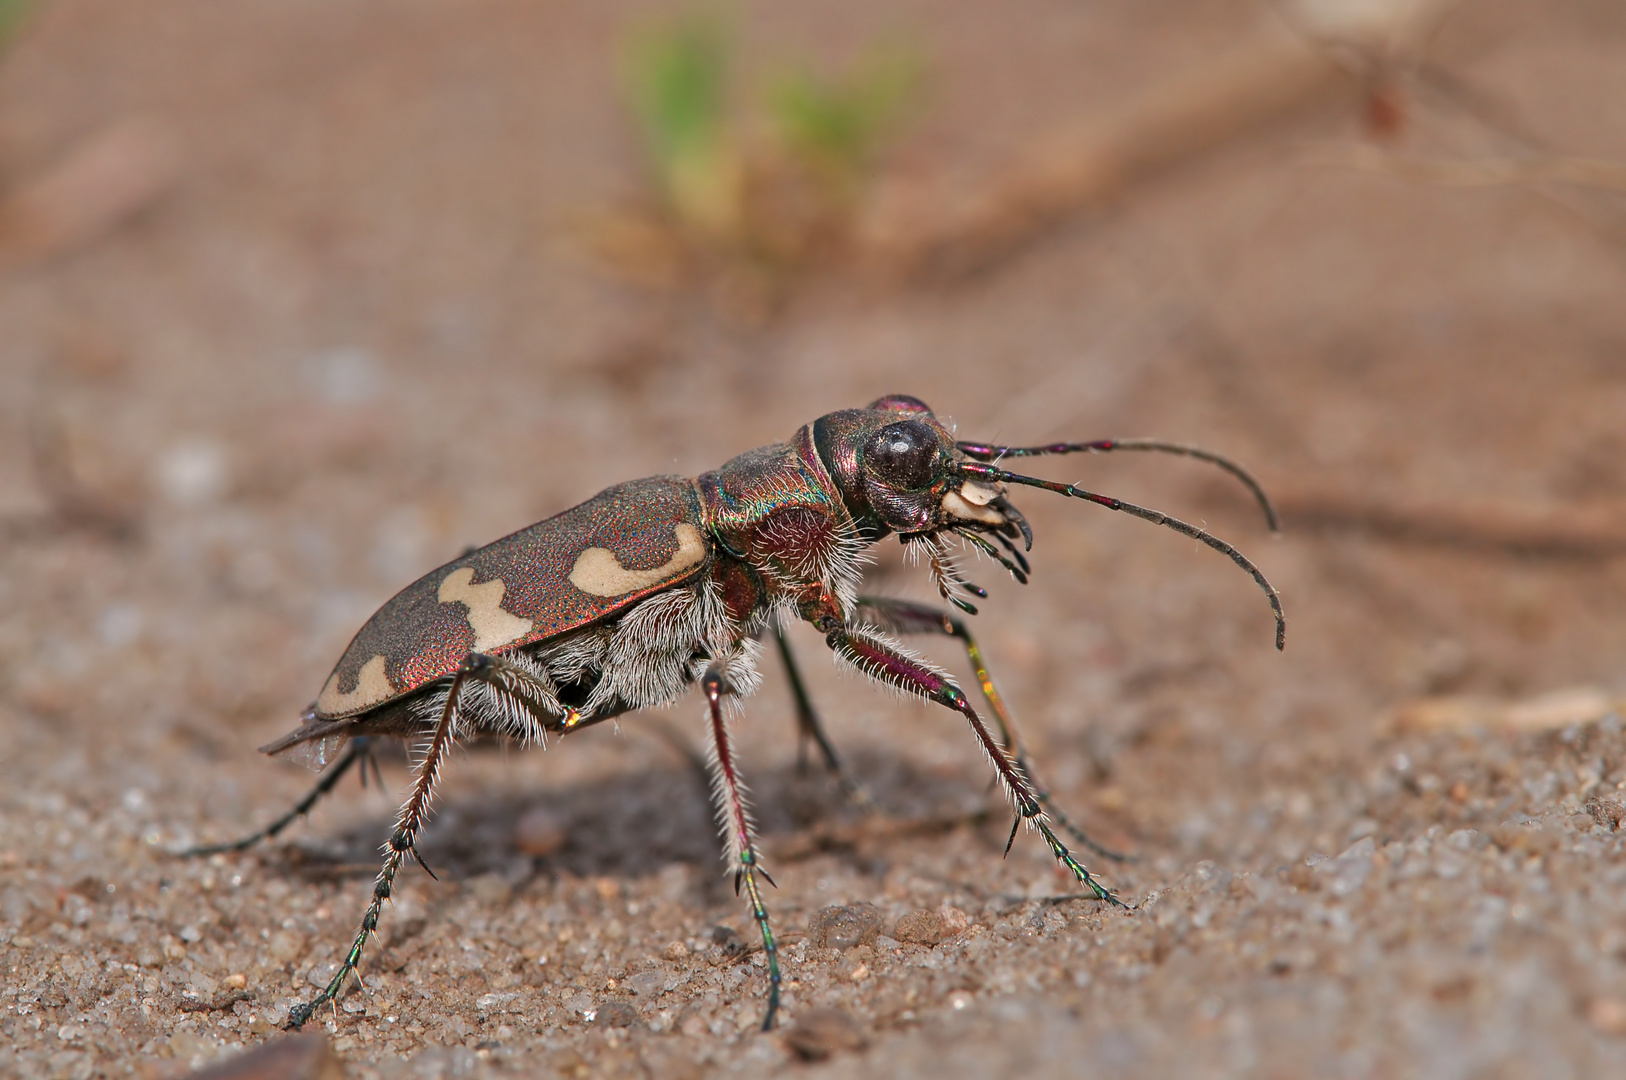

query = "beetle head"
[
  {"left": 813, "top": 396, "right": 1289, "bottom": 648},
  {"left": 812, "top": 395, "right": 1012, "bottom": 538}
]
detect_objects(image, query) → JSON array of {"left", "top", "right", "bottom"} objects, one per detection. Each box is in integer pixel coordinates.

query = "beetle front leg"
[
  {"left": 852, "top": 597, "right": 1129, "bottom": 863},
  {"left": 814, "top": 612, "right": 1125, "bottom": 908},
  {"left": 287, "top": 667, "right": 469, "bottom": 1030},
  {"left": 701, "top": 662, "right": 783, "bottom": 1032}
]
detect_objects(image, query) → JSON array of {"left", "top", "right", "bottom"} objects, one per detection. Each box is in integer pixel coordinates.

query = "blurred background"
[{"left": 2, "top": 0, "right": 1626, "bottom": 1076}]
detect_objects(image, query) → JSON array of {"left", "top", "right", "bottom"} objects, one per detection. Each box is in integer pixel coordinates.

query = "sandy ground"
[{"left": 4, "top": 1, "right": 1626, "bottom": 1076}]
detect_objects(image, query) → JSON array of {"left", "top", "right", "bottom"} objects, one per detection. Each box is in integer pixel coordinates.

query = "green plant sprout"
[
  {"left": 614, "top": 12, "right": 922, "bottom": 275},
  {"left": 621, "top": 14, "right": 741, "bottom": 240},
  {"left": 0, "top": 0, "right": 37, "bottom": 51},
  {"left": 767, "top": 45, "right": 921, "bottom": 206}
]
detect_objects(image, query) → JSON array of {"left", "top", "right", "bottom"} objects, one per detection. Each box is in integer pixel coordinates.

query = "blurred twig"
[
  {"left": 0, "top": 119, "right": 178, "bottom": 276},
  {"left": 1302, "top": 143, "right": 1626, "bottom": 195},
  {"left": 1380, "top": 686, "right": 1625, "bottom": 735},
  {"left": 1273, "top": 486, "right": 1626, "bottom": 559},
  {"left": 0, "top": 412, "right": 141, "bottom": 543},
  {"left": 858, "top": 1, "right": 1457, "bottom": 281},
  {"left": 859, "top": 17, "right": 1353, "bottom": 278}
]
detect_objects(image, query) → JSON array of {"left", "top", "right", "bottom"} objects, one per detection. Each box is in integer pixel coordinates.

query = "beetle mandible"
[{"left": 190, "top": 394, "right": 1285, "bottom": 1032}]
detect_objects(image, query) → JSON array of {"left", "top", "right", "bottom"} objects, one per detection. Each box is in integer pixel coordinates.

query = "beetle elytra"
[{"left": 190, "top": 394, "right": 1284, "bottom": 1032}]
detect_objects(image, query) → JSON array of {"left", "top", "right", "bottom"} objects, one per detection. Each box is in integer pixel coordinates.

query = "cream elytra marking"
[
  {"left": 569, "top": 522, "right": 707, "bottom": 597},
  {"left": 316, "top": 654, "right": 394, "bottom": 715},
  {"left": 437, "top": 567, "right": 533, "bottom": 651},
  {"left": 198, "top": 394, "right": 1287, "bottom": 1037}
]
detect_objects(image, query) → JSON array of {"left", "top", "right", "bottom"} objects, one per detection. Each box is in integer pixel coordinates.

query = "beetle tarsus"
[{"left": 409, "top": 845, "right": 439, "bottom": 881}]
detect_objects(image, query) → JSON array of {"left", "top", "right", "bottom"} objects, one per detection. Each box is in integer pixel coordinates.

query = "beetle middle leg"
[
  {"left": 773, "top": 625, "right": 840, "bottom": 776},
  {"left": 814, "top": 610, "right": 1126, "bottom": 908},
  {"left": 852, "top": 596, "right": 1130, "bottom": 863},
  {"left": 285, "top": 650, "right": 570, "bottom": 1030},
  {"left": 772, "top": 625, "right": 870, "bottom": 805},
  {"left": 701, "top": 660, "right": 783, "bottom": 1031},
  {"left": 287, "top": 665, "right": 469, "bottom": 1030}
]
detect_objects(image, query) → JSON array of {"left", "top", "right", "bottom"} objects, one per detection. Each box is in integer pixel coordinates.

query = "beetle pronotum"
[{"left": 189, "top": 394, "right": 1283, "bottom": 1032}]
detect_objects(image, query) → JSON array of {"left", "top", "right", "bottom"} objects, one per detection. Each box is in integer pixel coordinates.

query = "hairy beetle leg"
[
  {"left": 179, "top": 737, "right": 370, "bottom": 858},
  {"left": 288, "top": 668, "right": 469, "bottom": 1030},
  {"left": 702, "top": 663, "right": 783, "bottom": 1032},
  {"left": 286, "top": 649, "right": 585, "bottom": 1030},
  {"left": 854, "top": 597, "right": 1132, "bottom": 864},
  {"left": 821, "top": 617, "right": 1126, "bottom": 909}
]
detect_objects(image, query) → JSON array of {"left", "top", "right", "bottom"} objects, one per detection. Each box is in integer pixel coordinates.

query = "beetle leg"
[
  {"left": 701, "top": 661, "right": 783, "bottom": 1032},
  {"left": 463, "top": 651, "right": 574, "bottom": 743},
  {"left": 851, "top": 597, "right": 1131, "bottom": 864},
  {"left": 287, "top": 667, "right": 468, "bottom": 1030},
  {"left": 773, "top": 625, "right": 871, "bottom": 807},
  {"left": 814, "top": 611, "right": 1126, "bottom": 909},
  {"left": 180, "top": 737, "right": 369, "bottom": 857},
  {"left": 773, "top": 625, "right": 838, "bottom": 776}
]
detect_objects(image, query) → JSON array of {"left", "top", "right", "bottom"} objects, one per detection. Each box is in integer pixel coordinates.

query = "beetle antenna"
[
  {"left": 959, "top": 438, "right": 1279, "bottom": 533},
  {"left": 959, "top": 462, "right": 1286, "bottom": 650}
]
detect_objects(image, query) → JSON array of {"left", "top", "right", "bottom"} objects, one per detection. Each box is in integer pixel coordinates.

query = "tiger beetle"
[{"left": 186, "top": 394, "right": 1284, "bottom": 1033}]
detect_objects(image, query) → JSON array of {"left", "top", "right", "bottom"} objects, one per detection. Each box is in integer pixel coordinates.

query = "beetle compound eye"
[
  {"left": 867, "top": 393, "right": 933, "bottom": 415},
  {"left": 864, "top": 420, "right": 939, "bottom": 490}
]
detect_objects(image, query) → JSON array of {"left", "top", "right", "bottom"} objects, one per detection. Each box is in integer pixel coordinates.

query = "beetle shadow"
[{"left": 278, "top": 743, "right": 989, "bottom": 887}]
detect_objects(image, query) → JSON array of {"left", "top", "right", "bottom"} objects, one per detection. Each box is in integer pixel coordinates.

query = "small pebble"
[
  {"left": 594, "top": 1001, "right": 638, "bottom": 1028},
  {"left": 1588, "top": 998, "right": 1626, "bottom": 1036},
  {"left": 184, "top": 1032, "right": 337, "bottom": 1079},
  {"left": 894, "top": 909, "right": 945, "bottom": 945},
  {"left": 512, "top": 805, "right": 569, "bottom": 856},
  {"left": 807, "top": 902, "right": 883, "bottom": 950},
  {"left": 894, "top": 905, "right": 970, "bottom": 945},
  {"left": 785, "top": 1007, "right": 868, "bottom": 1061}
]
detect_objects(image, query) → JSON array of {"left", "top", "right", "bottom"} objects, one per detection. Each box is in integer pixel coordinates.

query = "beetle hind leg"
[
  {"left": 701, "top": 661, "right": 784, "bottom": 1031},
  {"left": 180, "top": 737, "right": 369, "bottom": 858}
]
